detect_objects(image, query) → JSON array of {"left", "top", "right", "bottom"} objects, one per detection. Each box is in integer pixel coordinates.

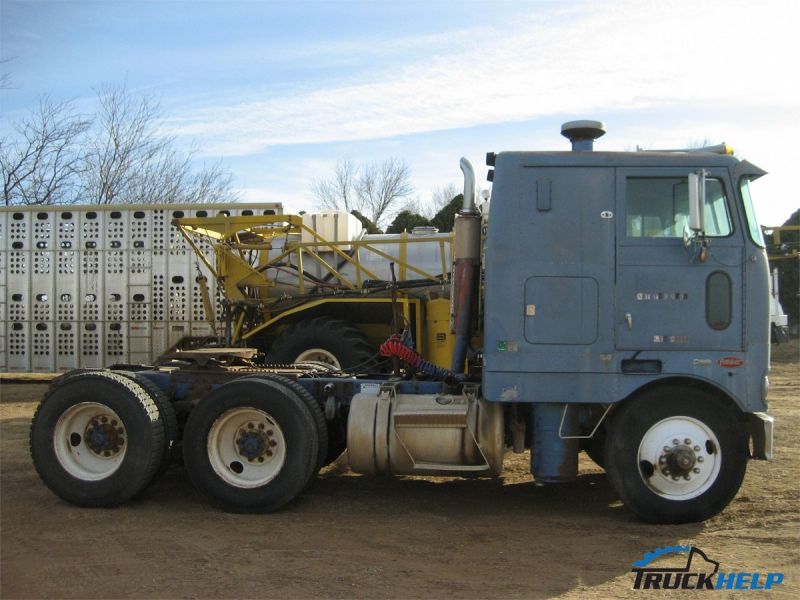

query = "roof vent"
[{"left": 561, "top": 120, "right": 606, "bottom": 152}]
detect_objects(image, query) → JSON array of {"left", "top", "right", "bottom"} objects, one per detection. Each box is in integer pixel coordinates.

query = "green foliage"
[
  {"left": 386, "top": 210, "right": 430, "bottom": 234},
  {"left": 430, "top": 194, "right": 463, "bottom": 233},
  {"left": 350, "top": 210, "right": 382, "bottom": 234}
]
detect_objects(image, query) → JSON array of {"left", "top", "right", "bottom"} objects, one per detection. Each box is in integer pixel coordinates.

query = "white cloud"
[{"left": 162, "top": 0, "right": 799, "bottom": 157}]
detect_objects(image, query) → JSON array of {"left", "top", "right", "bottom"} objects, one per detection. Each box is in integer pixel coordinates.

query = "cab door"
[{"left": 615, "top": 168, "right": 743, "bottom": 352}]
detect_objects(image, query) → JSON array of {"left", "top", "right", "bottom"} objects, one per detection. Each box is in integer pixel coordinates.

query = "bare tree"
[
  {"left": 81, "top": 84, "right": 236, "bottom": 205},
  {"left": 398, "top": 196, "right": 426, "bottom": 217},
  {"left": 183, "top": 160, "right": 235, "bottom": 204},
  {"left": 1, "top": 83, "right": 237, "bottom": 206},
  {"left": 431, "top": 183, "right": 459, "bottom": 213},
  {"left": 81, "top": 83, "right": 169, "bottom": 204},
  {"left": 311, "top": 157, "right": 413, "bottom": 226},
  {"left": 1, "top": 96, "right": 90, "bottom": 206},
  {"left": 398, "top": 183, "right": 459, "bottom": 220},
  {"left": 311, "top": 159, "right": 359, "bottom": 212},
  {"left": 355, "top": 157, "right": 413, "bottom": 226}
]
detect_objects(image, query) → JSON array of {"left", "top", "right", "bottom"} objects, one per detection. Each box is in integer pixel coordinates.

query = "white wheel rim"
[
  {"left": 53, "top": 402, "right": 127, "bottom": 481},
  {"left": 294, "top": 348, "right": 340, "bottom": 369},
  {"left": 637, "top": 416, "right": 721, "bottom": 500},
  {"left": 208, "top": 407, "right": 287, "bottom": 488}
]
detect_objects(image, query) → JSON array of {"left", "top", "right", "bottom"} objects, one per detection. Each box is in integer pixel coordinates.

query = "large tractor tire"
[
  {"left": 266, "top": 317, "right": 375, "bottom": 371},
  {"left": 605, "top": 386, "right": 747, "bottom": 524},
  {"left": 182, "top": 378, "right": 320, "bottom": 512},
  {"left": 30, "top": 371, "right": 166, "bottom": 507}
]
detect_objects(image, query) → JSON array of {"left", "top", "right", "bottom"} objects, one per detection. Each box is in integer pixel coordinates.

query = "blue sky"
[{"left": 2, "top": 0, "right": 799, "bottom": 226}]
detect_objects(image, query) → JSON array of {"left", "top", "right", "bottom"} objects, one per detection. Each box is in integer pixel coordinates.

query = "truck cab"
[
  {"left": 482, "top": 122, "right": 773, "bottom": 521},
  {"left": 484, "top": 123, "right": 770, "bottom": 415}
]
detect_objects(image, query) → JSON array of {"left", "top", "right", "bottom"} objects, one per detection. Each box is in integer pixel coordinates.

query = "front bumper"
[{"left": 746, "top": 412, "right": 774, "bottom": 460}]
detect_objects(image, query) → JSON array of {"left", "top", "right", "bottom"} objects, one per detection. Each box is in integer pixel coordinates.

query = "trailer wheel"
[
  {"left": 182, "top": 378, "right": 319, "bottom": 512},
  {"left": 266, "top": 317, "right": 375, "bottom": 371},
  {"left": 30, "top": 371, "right": 165, "bottom": 507},
  {"left": 605, "top": 387, "right": 747, "bottom": 523}
]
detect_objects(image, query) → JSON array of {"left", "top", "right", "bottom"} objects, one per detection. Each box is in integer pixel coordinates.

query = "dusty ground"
[{"left": 1, "top": 345, "right": 798, "bottom": 599}]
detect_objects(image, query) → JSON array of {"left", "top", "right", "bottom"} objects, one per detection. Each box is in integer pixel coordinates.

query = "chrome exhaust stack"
[{"left": 451, "top": 158, "right": 482, "bottom": 373}]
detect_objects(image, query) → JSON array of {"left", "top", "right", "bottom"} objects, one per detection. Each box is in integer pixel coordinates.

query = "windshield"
[{"left": 739, "top": 178, "right": 765, "bottom": 248}]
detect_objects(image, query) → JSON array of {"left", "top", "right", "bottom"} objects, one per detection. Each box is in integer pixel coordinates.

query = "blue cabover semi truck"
[{"left": 30, "top": 121, "right": 774, "bottom": 523}]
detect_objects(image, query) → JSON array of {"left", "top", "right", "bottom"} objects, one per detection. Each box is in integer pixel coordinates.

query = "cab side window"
[{"left": 626, "top": 177, "right": 732, "bottom": 238}]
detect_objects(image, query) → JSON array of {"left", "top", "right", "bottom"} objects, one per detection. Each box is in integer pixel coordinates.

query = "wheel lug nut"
[
  {"left": 269, "top": 440, "right": 277, "bottom": 447},
  {"left": 247, "top": 422, "right": 254, "bottom": 429},
  {"left": 684, "top": 438, "right": 691, "bottom": 444},
  {"left": 663, "top": 446, "right": 671, "bottom": 452},
  {"left": 659, "top": 456, "right": 666, "bottom": 463},
  {"left": 683, "top": 474, "right": 691, "bottom": 480},
  {"left": 694, "top": 445, "right": 701, "bottom": 452},
  {"left": 266, "top": 450, "right": 273, "bottom": 457},
  {"left": 693, "top": 468, "right": 700, "bottom": 473},
  {"left": 672, "top": 439, "right": 679, "bottom": 445},
  {"left": 672, "top": 475, "right": 679, "bottom": 481},
  {"left": 267, "top": 430, "right": 273, "bottom": 436},
  {"left": 697, "top": 457, "right": 704, "bottom": 463},
  {"left": 258, "top": 457, "right": 264, "bottom": 463},
  {"left": 258, "top": 423, "right": 265, "bottom": 430}
]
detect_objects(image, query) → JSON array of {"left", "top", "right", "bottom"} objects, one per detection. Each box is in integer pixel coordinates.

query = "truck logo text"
[{"left": 631, "top": 546, "right": 784, "bottom": 591}]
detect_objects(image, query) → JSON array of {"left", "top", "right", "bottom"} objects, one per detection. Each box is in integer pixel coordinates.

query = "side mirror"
[{"left": 688, "top": 170, "right": 706, "bottom": 232}]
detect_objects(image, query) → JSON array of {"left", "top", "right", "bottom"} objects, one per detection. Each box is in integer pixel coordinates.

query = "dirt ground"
[{"left": 1, "top": 346, "right": 798, "bottom": 599}]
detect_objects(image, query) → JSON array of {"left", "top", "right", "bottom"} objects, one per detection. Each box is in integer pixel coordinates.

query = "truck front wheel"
[{"left": 605, "top": 387, "right": 747, "bottom": 524}]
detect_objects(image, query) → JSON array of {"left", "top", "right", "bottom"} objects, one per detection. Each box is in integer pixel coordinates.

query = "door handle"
[{"left": 625, "top": 313, "right": 633, "bottom": 330}]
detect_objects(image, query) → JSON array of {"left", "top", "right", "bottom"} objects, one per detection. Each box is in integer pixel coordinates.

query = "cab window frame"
[
  {"left": 624, "top": 174, "right": 734, "bottom": 240},
  {"left": 738, "top": 176, "right": 766, "bottom": 249}
]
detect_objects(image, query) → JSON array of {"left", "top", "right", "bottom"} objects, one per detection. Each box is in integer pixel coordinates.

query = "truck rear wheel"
[
  {"left": 30, "top": 371, "right": 166, "bottom": 507},
  {"left": 182, "top": 378, "right": 319, "bottom": 512},
  {"left": 240, "top": 374, "right": 329, "bottom": 480},
  {"left": 605, "top": 387, "right": 747, "bottom": 523},
  {"left": 118, "top": 372, "right": 179, "bottom": 480},
  {"left": 266, "top": 317, "right": 375, "bottom": 371}
]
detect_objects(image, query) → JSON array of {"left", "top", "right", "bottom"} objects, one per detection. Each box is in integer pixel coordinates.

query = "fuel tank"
[{"left": 347, "top": 384, "right": 504, "bottom": 477}]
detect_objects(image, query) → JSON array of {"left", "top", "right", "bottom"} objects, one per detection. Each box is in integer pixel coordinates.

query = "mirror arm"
[{"left": 685, "top": 169, "right": 710, "bottom": 263}]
